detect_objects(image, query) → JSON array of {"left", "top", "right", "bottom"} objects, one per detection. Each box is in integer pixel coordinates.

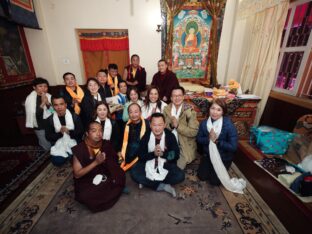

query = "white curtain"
[
  {"left": 237, "top": 0, "right": 287, "bottom": 19},
  {"left": 239, "top": 0, "right": 289, "bottom": 125}
]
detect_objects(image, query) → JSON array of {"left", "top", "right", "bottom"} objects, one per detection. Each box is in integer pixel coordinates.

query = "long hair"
[
  {"left": 144, "top": 86, "right": 162, "bottom": 111},
  {"left": 93, "top": 101, "right": 111, "bottom": 120}
]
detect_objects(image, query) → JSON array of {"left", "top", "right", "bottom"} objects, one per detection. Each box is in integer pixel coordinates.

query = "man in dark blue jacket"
[{"left": 131, "top": 113, "right": 185, "bottom": 197}]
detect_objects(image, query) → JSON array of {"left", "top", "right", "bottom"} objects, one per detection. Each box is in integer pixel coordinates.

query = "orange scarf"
[
  {"left": 65, "top": 85, "right": 84, "bottom": 115},
  {"left": 120, "top": 117, "right": 146, "bottom": 171},
  {"left": 84, "top": 137, "right": 103, "bottom": 159},
  {"left": 108, "top": 74, "right": 119, "bottom": 95}
]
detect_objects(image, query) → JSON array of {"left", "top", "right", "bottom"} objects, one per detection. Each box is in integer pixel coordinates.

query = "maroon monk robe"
[
  {"left": 125, "top": 65, "right": 147, "bottom": 92},
  {"left": 72, "top": 140, "right": 125, "bottom": 212},
  {"left": 151, "top": 69, "right": 179, "bottom": 102}
]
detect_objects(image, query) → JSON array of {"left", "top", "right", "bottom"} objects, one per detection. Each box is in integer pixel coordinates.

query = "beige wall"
[{"left": 24, "top": 0, "right": 239, "bottom": 86}]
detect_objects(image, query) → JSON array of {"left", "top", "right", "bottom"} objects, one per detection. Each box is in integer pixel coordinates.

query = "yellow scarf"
[
  {"left": 120, "top": 117, "right": 146, "bottom": 171},
  {"left": 108, "top": 74, "right": 119, "bottom": 95},
  {"left": 65, "top": 85, "right": 84, "bottom": 115}
]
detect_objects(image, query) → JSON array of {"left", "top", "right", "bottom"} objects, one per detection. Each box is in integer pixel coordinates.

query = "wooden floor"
[{"left": 234, "top": 141, "right": 312, "bottom": 234}]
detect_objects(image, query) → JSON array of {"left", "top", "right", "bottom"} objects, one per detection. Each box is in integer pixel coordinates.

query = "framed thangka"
[
  {"left": 0, "top": 18, "right": 35, "bottom": 89},
  {"left": 172, "top": 3, "right": 211, "bottom": 81}
]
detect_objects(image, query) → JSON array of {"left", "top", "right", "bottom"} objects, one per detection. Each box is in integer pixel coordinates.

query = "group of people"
[{"left": 25, "top": 54, "right": 240, "bottom": 212}]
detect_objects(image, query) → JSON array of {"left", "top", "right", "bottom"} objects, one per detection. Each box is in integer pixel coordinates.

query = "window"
[{"left": 273, "top": 0, "right": 312, "bottom": 98}]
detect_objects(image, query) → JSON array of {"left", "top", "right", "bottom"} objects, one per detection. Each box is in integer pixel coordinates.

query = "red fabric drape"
[{"left": 80, "top": 37, "right": 129, "bottom": 51}]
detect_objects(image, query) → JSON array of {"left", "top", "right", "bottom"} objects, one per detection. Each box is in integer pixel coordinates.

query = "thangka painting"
[
  {"left": 172, "top": 4, "right": 212, "bottom": 80},
  {"left": 0, "top": 18, "right": 35, "bottom": 89}
]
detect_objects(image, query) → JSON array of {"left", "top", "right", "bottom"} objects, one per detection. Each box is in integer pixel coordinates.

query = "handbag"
[{"left": 250, "top": 126, "right": 296, "bottom": 155}]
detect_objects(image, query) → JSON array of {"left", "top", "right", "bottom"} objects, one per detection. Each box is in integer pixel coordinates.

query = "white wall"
[
  {"left": 24, "top": 0, "right": 241, "bottom": 86},
  {"left": 24, "top": 0, "right": 162, "bottom": 86}
]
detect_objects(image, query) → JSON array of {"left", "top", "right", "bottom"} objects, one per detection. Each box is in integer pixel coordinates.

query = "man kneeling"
[
  {"left": 72, "top": 121, "right": 126, "bottom": 212},
  {"left": 131, "top": 113, "right": 185, "bottom": 197}
]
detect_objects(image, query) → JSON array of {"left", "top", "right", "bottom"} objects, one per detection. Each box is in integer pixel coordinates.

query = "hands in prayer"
[
  {"left": 40, "top": 93, "right": 50, "bottom": 108},
  {"left": 95, "top": 152, "right": 106, "bottom": 165},
  {"left": 60, "top": 126, "right": 69, "bottom": 134},
  {"left": 209, "top": 129, "right": 218, "bottom": 143},
  {"left": 154, "top": 144, "right": 163, "bottom": 157},
  {"left": 170, "top": 116, "right": 179, "bottom": 128}
]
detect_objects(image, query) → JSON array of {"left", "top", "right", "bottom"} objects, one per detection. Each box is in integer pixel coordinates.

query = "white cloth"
[
  {"left": 145, "top": 157, "right": 168, "bottom": 181},
  {"left": 50, "top": 110, "right": 76, "bottom": 158},
  {"left": 148, "top": 132, "right": 165, "bottom": 153},
  {"left": 93, "top": 93, "right": 102, "bottom": 102},
  {"left": 207, "top": 117, "right": 246, "bottom": 194},
  {"left": 142, "top": 101, "right": 167, "bottom": 119},
  {"left": 50, "top": 133, "right": 77, "bottom": 158},
  {"left": 25, "top": 91, "right": 52, "bottom": 128},
  {"left": 53, "top": 109, "right": 74, "bottom": 132},
  {"left": 171, "top": 104, "right": 182, "bottom": 143},
  {"left": 95, "top": 117, "right": 112, "bottom": 140},
  {"left": 145, "top": 132, "right": 168, "bottom": 181}
]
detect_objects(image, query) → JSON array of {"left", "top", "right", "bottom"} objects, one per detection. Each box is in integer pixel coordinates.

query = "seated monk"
[
  {"left": 123, "top": 54, "right": 147, "bottom": 93},
  {"left": 72, "top": 121, "right": 125, "bottom": 212},
  {"left": 131, "top": 113, "right": 185, "bottom": 197},
  {"left": 151, "top": 59, "right": 179, "bottom": 103}
]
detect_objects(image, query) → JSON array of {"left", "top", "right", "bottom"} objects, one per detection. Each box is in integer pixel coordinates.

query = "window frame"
[{"left": 272, "top": 0, "right": 312, "bottom": 96}]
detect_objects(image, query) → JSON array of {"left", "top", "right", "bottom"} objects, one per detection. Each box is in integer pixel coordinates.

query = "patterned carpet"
[
  {"left": 0, "top": 146, "right": 50, "bottom": 212},
  {"left": 0, "top": 160, "right": 288, "bottom": 234}
]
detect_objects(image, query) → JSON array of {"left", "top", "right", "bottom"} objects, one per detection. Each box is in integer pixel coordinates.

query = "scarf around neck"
[
  {"left": 207, "top": 116, "right": 246, "bottom": 194},
  {"left": 171, "top": 104, "right": 183, "bottom": 143},
  {"left": 95, "top": 117, "right": 112, "bottom": 140},
  {"left": 120, "top": 117, "right": 146, "bottom": 171},
  {"left": 65, "top": 85, "right": 84, "bottom": 115}
]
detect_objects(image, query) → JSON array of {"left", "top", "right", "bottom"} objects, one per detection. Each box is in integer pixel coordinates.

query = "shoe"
[{"left": 139, "top": 184, "right": 143, "bottom": 189}]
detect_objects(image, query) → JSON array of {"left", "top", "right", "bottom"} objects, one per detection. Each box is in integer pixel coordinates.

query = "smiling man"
[
  {"left": 45, "top": 95, "right": 84, "bottom": 166},
  {"left": 131, "top": 113, "right": 185, "bottom": 197},
  {"left": 163, "top": 86, "right": 199, "bottom": 169}
]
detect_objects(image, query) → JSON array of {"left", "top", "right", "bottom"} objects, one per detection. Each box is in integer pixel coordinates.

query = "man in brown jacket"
[{"left": 163, "top": 86, "right": 199, "bottom": 169}]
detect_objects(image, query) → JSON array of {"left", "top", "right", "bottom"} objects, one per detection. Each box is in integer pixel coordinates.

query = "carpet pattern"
[
  {"left": 0, "top": 146, "right": 50, "bottom": 210},
  {"left": 0, "top": 160, "right": 287, "bottom": 234}
]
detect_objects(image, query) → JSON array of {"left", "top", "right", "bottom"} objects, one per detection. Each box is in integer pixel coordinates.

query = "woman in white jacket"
[
  {"left": 141, "top": 86, "right": 167, "bottom": 120},
  {"left": 25, "top": 78, "right": 53, "bottom": 150}
]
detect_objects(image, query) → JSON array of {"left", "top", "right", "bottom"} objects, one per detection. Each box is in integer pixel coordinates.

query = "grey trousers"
[{"left": 34, "top": 129, "right": 51, "bottom": 150}]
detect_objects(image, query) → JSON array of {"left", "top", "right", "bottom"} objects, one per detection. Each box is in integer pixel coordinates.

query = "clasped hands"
[
  {"left": 209, "top": 129, "right": 218, "bottom": 143},
  {"left": 154, "top": 144, "right": 163, "bottom": 157}
]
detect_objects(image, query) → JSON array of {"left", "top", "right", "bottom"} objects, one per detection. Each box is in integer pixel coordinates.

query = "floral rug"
[
  {"left": 0, "top": 146, "right": 50, "bottom": 211},
  {"left": 0, "top": 160, "right": 287, "bottom": 234}
]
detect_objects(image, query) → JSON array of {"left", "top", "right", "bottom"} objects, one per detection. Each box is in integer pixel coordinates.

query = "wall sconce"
[{"left": 156, "top": 24, "right": 162, "bottom": 33}]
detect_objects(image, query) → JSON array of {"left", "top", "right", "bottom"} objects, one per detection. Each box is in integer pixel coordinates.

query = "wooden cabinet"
[{"left": 185, "top": 94, "right": 260, "bottom": 139}]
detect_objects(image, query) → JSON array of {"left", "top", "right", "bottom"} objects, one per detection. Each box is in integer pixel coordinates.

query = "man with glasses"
[{"left": 163, "top": 86, "right": 199, "bottom": 169}]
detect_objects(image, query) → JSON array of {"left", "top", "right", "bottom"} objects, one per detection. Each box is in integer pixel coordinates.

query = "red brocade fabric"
[{"left": 80, "top": 37, "right": 129, "bottom": 51}]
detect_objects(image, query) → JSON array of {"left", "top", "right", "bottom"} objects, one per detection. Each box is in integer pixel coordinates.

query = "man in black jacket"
[
  {"left": 45, "top": 95, "right": 84, "bottom": 166},
  {"left": 131, "top": 113, "right": 185, "bottom": 197}
]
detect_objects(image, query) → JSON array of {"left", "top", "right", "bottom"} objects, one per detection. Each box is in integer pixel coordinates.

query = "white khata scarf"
[
  {"left": 145, "top": 132, "right": 168, "bottom": 181},
  {"left": 207, "top": 116, "right": 246, "bottom": 194},
  {"left": 25, "top": 91, "right": 52, "bottom": 128},
  {"left": 50, "top": 109, "right": 76, "bottom": 158},
  {"left": 142, "top": 101, "right": 167, "bottom": 119},
  {"left": 93, "top": 93, "right": 102, "bottom": 102},
  {"left": 95, "top": 117, "right": 112, "bottom": 140},
  {"left": 171, "top": 104, "right": 182, "bottom": 143}
]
